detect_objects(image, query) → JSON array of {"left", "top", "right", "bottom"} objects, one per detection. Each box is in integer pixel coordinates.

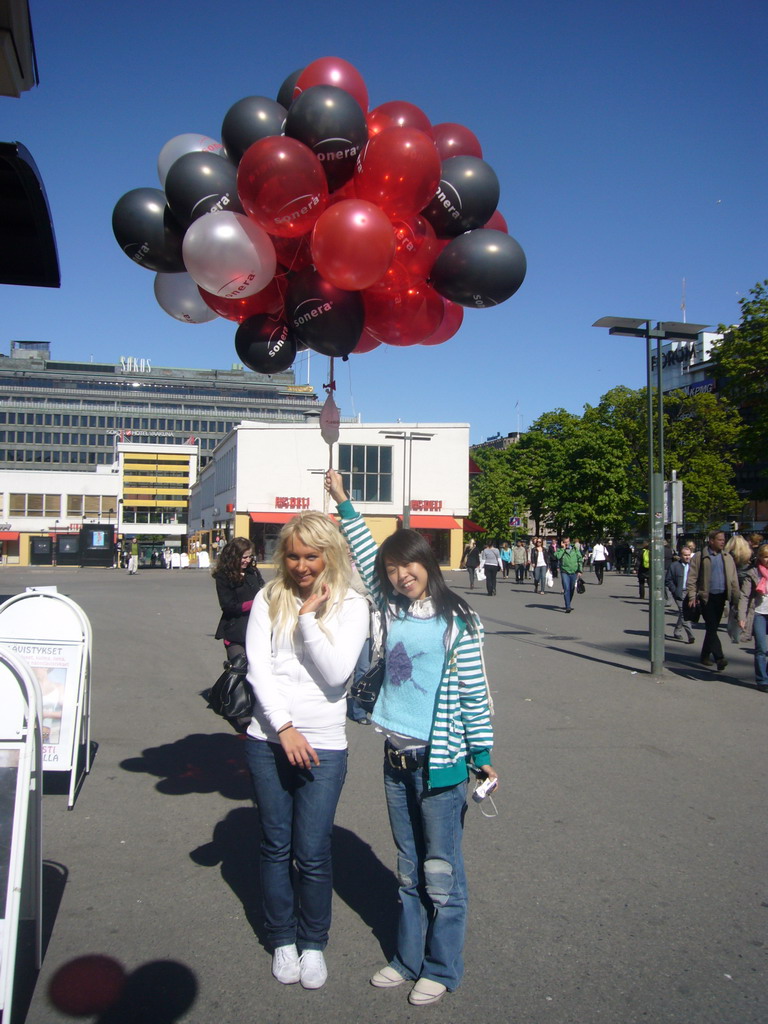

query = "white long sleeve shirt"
[{"left": 245, "top": 587, "right": 369, "bottom": 750}]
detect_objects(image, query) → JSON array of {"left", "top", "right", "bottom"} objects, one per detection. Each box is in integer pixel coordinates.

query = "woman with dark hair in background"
[{"left": 212, "top": 537, "right": 264, "bottom": 663}]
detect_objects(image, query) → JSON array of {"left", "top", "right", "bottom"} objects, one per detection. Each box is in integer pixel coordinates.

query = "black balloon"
[
  {"left": 430, "top": 229, "right": 527, "bottom": 308},
  {"left": 112, "top": 187, "right": 186, "bottom": 272},
  {"left": 421, "top": 156, "right": 500, "bottom": 238},
  {"left": 165, "top": 152, "right": 244, "bottom": 227},
  {"left": 221, "top": 96, "right": 287, "bottom": 164},
  {"left": 235, "top": 315, "right": 297, "bottom": 373},
  {"left": 277, "top": 68, "right": 303, "bottom": 109},
  {"left": 284, "top": 85, "right": 368, "bottom": 191},
  {"left": 285, "top": 267, "right": 364, "bottom": 357}
]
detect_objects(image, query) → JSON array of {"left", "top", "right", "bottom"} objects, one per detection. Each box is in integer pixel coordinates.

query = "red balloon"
[
  {"left": 270, "top": 232, "right": 313, "bottom": 271},
  {"left": 354, "top": 127, "right": 441, "bottom": 219},
  {"left": 294, "top": 57, "right": 369, "bottom": 113},
  {"left": 364, "top": 261, "right": 421, "bottom": 297},
  {"left": 199, "top": 276, "right": 286, "bottom": 321},
  {"left": 367, "top": 100, "right": 432, "bottom": 137},
  {"left": 352, "top": 328, "right": 381, "bottom": 353},
  {"left": 432, "top": 122, "right": 483, "bottom": 160},
  {"left": 237, "top": 136, "right": 328, "bottom": 238},
  {"left": 364, "top": 279, "right": 445, "bottom": 346},
  {"left": 420, "top": 297, "right": 464, "bottom": 345},
  {"left": 391, "top": 214, "right": 440, "bottom": 279},
  {"left": 311, "top": 199, "right": 396, "bottom": 290},
  {"left": 484, "top": 209, "right": 508, "bottom": 232}
]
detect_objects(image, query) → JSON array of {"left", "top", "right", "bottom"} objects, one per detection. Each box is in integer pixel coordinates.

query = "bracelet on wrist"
[{"left": 276, "top": 723, "right": 293, "bottom": 735}]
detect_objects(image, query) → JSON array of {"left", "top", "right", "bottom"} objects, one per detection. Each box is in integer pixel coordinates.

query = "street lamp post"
[
  {"left": 379, "top": 431, "right": 435, "bottom": 529},
  {"left": 592, "top": 318, "right": 708, "bottom": 676}
]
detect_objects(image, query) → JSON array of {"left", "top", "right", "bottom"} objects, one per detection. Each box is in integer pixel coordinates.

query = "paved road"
[{"left": 2, "top": 564, "right": 765, "bottom": 1024}]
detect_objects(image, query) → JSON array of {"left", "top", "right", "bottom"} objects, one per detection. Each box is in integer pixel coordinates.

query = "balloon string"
[{"left": 322, "top": 358, "right": 336, "bottom": 513}]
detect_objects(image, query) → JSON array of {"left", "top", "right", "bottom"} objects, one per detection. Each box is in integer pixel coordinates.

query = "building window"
[
  {"left": 338, "top": 444, "right": 392, "bottom": 503},
  {"left": 9, "top": 493, "right": 60, "bottom": 516}
]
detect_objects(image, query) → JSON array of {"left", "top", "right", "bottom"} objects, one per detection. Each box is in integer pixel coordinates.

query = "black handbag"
[
  {"left": 202, "top": 652, "right": 253, "bottom": 720},
  {"left": 682, "top": 596, "right": 701, "bottom": 623},
  {"left": 350, "top": 657, "right": 385, "bottom": 714},
  {"left": 576, "top": 577, "right": 586, "bottom": 595}
]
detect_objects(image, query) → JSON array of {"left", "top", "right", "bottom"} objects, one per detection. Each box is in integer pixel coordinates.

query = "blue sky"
[{"left": 2, "top": 0, "right": 766, "bottom": 444}]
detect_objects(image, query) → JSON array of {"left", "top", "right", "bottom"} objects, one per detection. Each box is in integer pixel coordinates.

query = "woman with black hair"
[
  {"left": 212, "top": 537, "right": 265, "bottom": 662},
  {"left": 325, "top": 470, "right": 497, "bottom": 1007}
]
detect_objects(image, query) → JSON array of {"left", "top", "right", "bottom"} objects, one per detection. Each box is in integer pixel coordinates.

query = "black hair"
[{"left": 375, "top": 528, "right": 478, "bottom": 631}]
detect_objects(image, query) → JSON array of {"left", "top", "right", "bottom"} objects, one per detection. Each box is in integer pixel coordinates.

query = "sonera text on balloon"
[
  {"left": 273, "top": 193, "right": 322, "bottom": 226},
  {"left": 294, "top": 300, "right": 333, "bottom": 326},
  {"left": 316, "top": 145, "right": 361, "bottom": 163},
  {"left": 222, "top": 273, "right": 257, "bottom": 299}
]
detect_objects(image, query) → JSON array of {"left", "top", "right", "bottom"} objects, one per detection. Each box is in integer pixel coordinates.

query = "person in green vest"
[{"left": 555, "top": 536, "right": 583, "bottom": 613}]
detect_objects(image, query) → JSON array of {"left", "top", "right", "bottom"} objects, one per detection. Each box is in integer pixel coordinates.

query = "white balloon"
[
  {"left": 154, "top": 272, "right": 218, "bottom": 324},
  {"left": 182, "top": 212, "right": 277, "bottom": 300},
  {"left": 157, "top": 133, "right": 224, "bottom": 187}
]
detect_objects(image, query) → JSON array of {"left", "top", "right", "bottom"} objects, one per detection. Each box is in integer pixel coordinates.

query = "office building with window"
[
  {"left": 0, "top": 440, "right": 199, "bottom": 566},
  {"left": 189, "top": 421, "right": 472, "bottom": 567},
  {"left": 0, "top": 341, "right": 325, "bottom": 471}
]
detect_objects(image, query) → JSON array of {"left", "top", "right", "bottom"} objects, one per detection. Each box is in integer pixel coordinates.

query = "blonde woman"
[{"left": 244, "top": 512, "right": 368, "bottom": 990}]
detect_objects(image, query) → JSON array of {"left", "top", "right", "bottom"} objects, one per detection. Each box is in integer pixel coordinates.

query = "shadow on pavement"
[
  {"left": 189, "top": 808, "right": 399, "bottom": 958},
  {"left": 120, "top": 732, "right": 252, "bottom": 801}
]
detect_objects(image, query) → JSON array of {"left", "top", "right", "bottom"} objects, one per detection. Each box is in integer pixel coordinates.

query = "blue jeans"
[
  {"left": 383, "top": 761, "right": 468, "bottom": 990},
  {"left": 245, "top": 739, "right": 347, "bottom": 951},
  {"left": 753, "top": 612, "right": 767, "bottom": 685},
  {"left": 561, "top": 571, "right": 576, "bottom": 609},
  {"left": 534, "top": 565, "right": 547, "bottom": 591}
]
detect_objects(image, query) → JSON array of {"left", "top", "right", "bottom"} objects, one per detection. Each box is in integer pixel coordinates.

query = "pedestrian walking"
[
  {"left": 513, "top": 539, "right": 528, "bottom": 583},
  {"left": 480, "top": 540, "right": 502, "bottom": 595},
  {"left": 531, "top": 537, "right": 549, "bottom": 594},
  {"left": 686, "top": 529, "right": 739, "bottom": 673},
  {"left": 463, "top": 539, "right": 480, "bottom": 589},
  {"left": 738, "top": 542, "right": 768, "bottom": 692},
  {"left": 326, "top": 469, "right": 496, "bottom": 1006},
  {"left": 635, "top": 541, "right": 650, "bottom": 598},
  {"left": 555, "top": 536, "right": 583, "bottom": 612},
  {"left": 500, "top": 541, "right": 512, "bottom": 578},
  {"left": 591, "top": 539, "right": 608, "bottom": 584},
  {"left": 665, "top": 545, "right": 695, "bottom": 643}
]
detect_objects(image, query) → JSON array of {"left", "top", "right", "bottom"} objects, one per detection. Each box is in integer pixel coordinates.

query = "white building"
[
  {"left": 654, "top": 331, "right": 721, "bottom": 396},
  {"left": 0, "top": 440, "right": 198, "bottom": 565},
  {"left": 189, "top": 421, "right": 472, "bottom": 567}
]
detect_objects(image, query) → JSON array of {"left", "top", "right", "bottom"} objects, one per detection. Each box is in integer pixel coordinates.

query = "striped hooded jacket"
[{"left": 337, "top": 501, "right": 494, "bottom": 789}]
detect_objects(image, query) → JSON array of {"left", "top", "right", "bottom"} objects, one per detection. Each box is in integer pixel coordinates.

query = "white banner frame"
[
  {"left": 0, "top": 649, "right": 43, "bottom": 1024},
  {"left": 0, "top": 590, "right": 92, "bottom": 810}
]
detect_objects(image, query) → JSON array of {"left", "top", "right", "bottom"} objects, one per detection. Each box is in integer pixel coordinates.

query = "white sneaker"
[
  {"left": 272, "top": 944, "right": 300, "bottom": 984},
  {"left": 299, "top": 949, "right": 328, "bottom": 989}
]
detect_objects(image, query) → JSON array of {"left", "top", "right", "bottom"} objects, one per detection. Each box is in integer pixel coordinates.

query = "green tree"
[
  {"left": 710, "top": 279, "right": 768, "bottom": 483},
  {"left": 506, "top": 411, "right": 579, "bottom": 533},
  {"left": 468, "top": 447, "right": 514, "bottom": 539}
]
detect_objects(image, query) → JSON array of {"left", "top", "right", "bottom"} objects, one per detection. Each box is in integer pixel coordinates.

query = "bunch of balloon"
[{"left": 111, "top": 55, "right": 527, "bottom": 374}]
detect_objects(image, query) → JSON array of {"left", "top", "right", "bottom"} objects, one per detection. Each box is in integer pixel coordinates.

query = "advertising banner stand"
[
  {"left": 0, "top": 590, "right": 92, "bottom": 810},
  {"left": 0, "top": 649, "right": 43, "bottom": 1024}
]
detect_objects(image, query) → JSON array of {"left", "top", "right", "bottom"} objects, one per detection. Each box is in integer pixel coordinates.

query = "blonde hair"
[
  {"left": 725, "top": 534, "right": 752, "bottom": 568},
  {"left": 266, "top": 511, "right": 352, "bottom": 640}
]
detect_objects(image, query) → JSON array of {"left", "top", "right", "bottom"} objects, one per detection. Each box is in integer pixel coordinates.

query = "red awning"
[
  {"left": 249, "top": 512, "right": 299, "bottom": 524},
  {"left": 0, "top": 532, "right": 20, "bottom": 541},
  {"left": 462, "top": 519, "right": 486, "bottom": 533},
  {"left": 398, "top": 516, "right": 461, "bottom": 530}
]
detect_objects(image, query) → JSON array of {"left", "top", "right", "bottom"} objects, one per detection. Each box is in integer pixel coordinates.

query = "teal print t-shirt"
[{"left": 373, "top": 614, "right": 445, "bottom": 742}]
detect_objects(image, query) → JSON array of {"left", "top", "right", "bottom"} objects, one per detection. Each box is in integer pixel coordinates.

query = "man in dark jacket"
[
  {"left": 686, "top": 529, "right": 739, "bottom": 671},
  {"left": 666, "top": 545, "right": 695, "bottom": 644}
]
